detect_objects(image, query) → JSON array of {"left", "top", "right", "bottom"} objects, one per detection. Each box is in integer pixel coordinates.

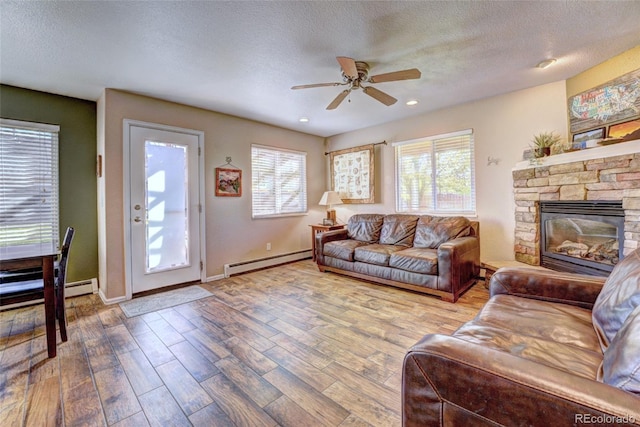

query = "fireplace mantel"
[
  {"left": 514, "top": 139, "right": 640, "bottom": 171},
  {"left": 512, "top": 142, "right": 640, "bottom": 269}
]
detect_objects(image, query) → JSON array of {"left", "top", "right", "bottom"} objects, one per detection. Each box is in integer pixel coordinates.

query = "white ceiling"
[{"left": 1, "top": 1, "right": 639, "bottom": 138}]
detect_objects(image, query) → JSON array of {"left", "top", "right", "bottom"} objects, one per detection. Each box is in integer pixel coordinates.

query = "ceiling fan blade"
[
  {"left": 369, "top": 68, "right": 421, "bottom": 83},
  {"left": 362, "top": 86, "right": 397, "bottom": 106},
  {"left": 336, "top": 56, "right": 358, "bottom": 79},
  {"left": 326, "top": 89, "right": 350, "bottom": 110},
  {"left": 291, "top": 82, "right": 342, "bottom": 90}
]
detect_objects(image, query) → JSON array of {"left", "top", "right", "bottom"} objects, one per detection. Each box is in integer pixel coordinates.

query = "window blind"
[
  {"left": 251, "top": 144, "right": 307, "bottom": 218},
  {"left": 394, "top": 129, "right": 475, "bottom": 215},
  {"left": 0, "top": 119, "right": 60, "bottom": 257}
]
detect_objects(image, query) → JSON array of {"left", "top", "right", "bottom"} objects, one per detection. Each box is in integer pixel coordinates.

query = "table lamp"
[{"left": 318, "top": 191, "right": 343, "bottom": 223}]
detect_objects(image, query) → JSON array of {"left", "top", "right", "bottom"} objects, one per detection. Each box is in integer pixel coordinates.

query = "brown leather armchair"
[{"left": 402, "top": 249, "right": 640, "bottom": 426}]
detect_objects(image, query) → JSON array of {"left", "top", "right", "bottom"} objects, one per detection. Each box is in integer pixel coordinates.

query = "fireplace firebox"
[{"left": 540, "top": 201, "right": 624, "bottom": 276}]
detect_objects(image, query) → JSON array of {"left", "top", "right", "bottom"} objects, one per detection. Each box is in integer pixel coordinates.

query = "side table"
[
  {"left": 482, "top": 260, "right": 547, "bottom": 289},
  {"left": 309, "top": 224, "right": 345, "bottom": 261}
]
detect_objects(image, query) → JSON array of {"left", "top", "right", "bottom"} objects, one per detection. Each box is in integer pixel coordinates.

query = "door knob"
[
  {"left": 134, "top": 204, "right": 141, "bottom": 210},
  {"left": 134, "top": 217, "right": 142, "bottom": 222}
]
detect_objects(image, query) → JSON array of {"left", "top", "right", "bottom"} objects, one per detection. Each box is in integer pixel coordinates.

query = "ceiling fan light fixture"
[
  {"left": 293, "top": 56, "right": 421, "bottom": 110},
  {"left": 406, "top": 99, "right": 419, "bottom": 106},
  {"left": 536, "top": 58, "right": 557, "bottom": 69}
]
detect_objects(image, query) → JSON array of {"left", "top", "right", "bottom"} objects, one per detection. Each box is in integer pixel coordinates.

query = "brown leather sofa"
[
  {"left": 402, "top": 248, "right": 640, "bottom": 426},
  {"left": 315, "top": 214, "right": 480, "bottom": 302}
]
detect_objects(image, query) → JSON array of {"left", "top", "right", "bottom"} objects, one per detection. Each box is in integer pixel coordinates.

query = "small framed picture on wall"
[
  {"left": 608, "top": 118, "right": 640, "bottom": 141},
  {"left": 571, "top": 127, "right": 605, "bottom": 150},
  {"left": 215, "top": 167, "right": 242, "bottom": 197}
]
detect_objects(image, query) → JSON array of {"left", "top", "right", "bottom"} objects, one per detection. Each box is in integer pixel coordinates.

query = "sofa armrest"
[
  {"left": 403, "top": 334, "right": 640, "bottom": 427},
  {"left": 437, "top": 236, "right": 480, "bottom": 294},
  {"left": 489, "top": 267, "right": 606, "bottom": 309},
  {"left": 315, "top": 229, "right": 349, "bottom": 263}
]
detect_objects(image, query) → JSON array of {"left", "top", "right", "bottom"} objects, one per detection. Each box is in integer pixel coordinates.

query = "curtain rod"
[{"left": 324, "top": 140, "right": 387, "bottom": 156}]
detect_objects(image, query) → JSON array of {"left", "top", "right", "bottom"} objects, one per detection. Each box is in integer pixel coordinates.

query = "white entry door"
[{"left": 127, "top": 122, "right": 203, "bottom": 294}]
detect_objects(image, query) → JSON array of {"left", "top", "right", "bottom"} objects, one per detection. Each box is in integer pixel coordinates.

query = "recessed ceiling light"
[
  {"left": 406, "top": 100, "right": 419, "bottom": 106},
  {"left": 299, "top": 117, "right": 309, "bottom": 123},
  {"left": 536, "top": 58, "right": 557, "bottom": 69}
]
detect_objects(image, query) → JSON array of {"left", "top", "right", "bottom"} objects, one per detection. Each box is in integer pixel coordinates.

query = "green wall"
[{"left": 0, "top": 85, "right": 98, "bottom": 282}]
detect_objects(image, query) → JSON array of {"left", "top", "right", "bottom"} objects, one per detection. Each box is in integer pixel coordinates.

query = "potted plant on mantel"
[{"left": 532, "top": 131, "right": 561, "bottom": 158}]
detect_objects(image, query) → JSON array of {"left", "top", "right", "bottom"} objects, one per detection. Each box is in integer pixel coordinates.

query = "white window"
[
  {"left": 0, "top": 119, "right": 60, "bottom": 257},
  {"left": 394, "top": 129, "right": 476, "bottom": 215},
  {"left": 251, "top": 144, "right": 307, "bottom": 218}
]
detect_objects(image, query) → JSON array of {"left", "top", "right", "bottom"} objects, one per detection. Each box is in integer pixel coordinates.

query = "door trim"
[{"left": 122, "top": 119, "right": 206, "bottom": 300}]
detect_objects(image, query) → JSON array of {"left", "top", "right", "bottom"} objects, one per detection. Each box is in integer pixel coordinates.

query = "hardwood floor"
[{"left": 0, "top": 260, "right": 489, "bottom": 426}]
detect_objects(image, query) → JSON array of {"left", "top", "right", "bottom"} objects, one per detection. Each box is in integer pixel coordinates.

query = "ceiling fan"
[{"left": 291, "top": 56, "right": 421, "bottom": 110}]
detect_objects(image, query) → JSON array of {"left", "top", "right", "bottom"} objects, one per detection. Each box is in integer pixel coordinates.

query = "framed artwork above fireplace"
[
  {"left": 568, "top": 67, "right": 640, "bottom": 134},
  {"left": 607, "top": 118, "right": 640, "bottom": 141}
]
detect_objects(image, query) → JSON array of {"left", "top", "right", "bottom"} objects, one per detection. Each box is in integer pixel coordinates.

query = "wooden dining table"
[{"left": 1, "top": 246, "right": 59, "bottom": 358}]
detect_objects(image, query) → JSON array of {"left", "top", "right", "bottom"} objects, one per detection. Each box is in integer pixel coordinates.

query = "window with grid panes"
[
  {"left": 251, "top": 144, "right": 307, "bottom": 218},
  {"left": 0, "top": 119, "right": 60, "bottom": 257},
  {"left": 394, "top": 129, "right": 476, "bottom": 215}
]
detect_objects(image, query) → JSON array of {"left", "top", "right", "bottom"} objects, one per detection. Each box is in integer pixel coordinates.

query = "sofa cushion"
[
  {"left": 379, "top": 214, "right": 420, "bottom": 247},
  {"left": 323, "top": 239, "right": 369, "bottom": 262},
  {"left": 600, "top": 304, "right": 640, "bottom": 394},
  {"left": 453, "top": 294, "right": 603, "bottom": 379},
  {"left": 354, "top": 244, "right": 404, "bottom": 266},
  {"left": 347, "top": 214, "right": 385, "bottom": 243},
  {"left": 390, "top": 268, "right": 438, "bottom": 289},
  {"left": 389, "top": 247, "right": 438, "bottom": 274},
  {"left": 592, "top": 248, "right": 640, "bottom": 350},
  {"left": 354, "top": 261, "right": 393, "bottom": 280},
  {"left": 413, "top": 216, "right": 471, "bottom": 249},
  {"left": 322, "top": 256, "right": 356, "bottom": 272}
]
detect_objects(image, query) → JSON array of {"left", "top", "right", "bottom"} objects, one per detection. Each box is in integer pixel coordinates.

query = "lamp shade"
[{"left": 318, "top": 191, "right": 343, "bottom": 206}]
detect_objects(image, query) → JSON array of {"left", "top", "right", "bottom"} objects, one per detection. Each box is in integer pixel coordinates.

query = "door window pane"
[{"left": 145, "top": 140, "right": 189, "bottom": 272}]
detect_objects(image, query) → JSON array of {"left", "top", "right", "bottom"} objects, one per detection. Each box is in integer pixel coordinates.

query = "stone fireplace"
[{"left": 512, "top": 140, "right": 640, "bottom": 275}]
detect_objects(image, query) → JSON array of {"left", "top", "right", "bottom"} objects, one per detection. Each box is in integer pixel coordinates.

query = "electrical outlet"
[{"left": 266, "top": 243, "right": 271, "bottom": 251}]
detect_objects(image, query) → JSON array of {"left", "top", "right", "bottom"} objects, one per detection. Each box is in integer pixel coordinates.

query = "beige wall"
[
  {"left": 326, "top": 81, "right": 569, "bottom": 262},
  {"left": 98, "top": 89, "right": 325, "bottom": 301},
  {"left": 325, "top": 45, "right": 640, "bottom": 263},
  {"left": 96, "top": 46, "right": 640, "bottom": 300}
]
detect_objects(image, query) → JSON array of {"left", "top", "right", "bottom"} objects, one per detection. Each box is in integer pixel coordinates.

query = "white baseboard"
[{"left": 99, "top": 288, "right": 128, "bottom": 305}]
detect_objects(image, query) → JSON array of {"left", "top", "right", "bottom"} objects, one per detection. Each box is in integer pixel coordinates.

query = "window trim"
[
  {"left": 393, "top": 128, "right": 476, "bottom": 216},
  {"left": 391, "top": 129, "right": 472, "bottom": 148},
  {"left": 251, "top": 143, "right": 308, "bottom": 219},
  {"left": 0, "top": 118, "right": 61, "bottom": 258},
  {"left": 1, "top": 118, "right": 60, "bottom": 134}
]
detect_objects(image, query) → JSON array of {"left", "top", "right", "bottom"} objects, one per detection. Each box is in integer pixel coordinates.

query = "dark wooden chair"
[{"left": 0, "top": 227, "right": 75, "bottom": 341}]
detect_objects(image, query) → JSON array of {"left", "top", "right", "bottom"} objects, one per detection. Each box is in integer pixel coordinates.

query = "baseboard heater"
[
  {"left": 66, "top": 278, "right": 99, "bottom": 297},
  {"left": 223, "top": 250, "right": 312, "bottom": 278},
  {"left": 0, "top": 278, "right": 98, "bottom": 311}
]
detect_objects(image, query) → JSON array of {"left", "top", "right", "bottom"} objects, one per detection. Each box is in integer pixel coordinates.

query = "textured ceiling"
[{"left": 1, "top": 1, "right": 639, "bottom": 137}]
